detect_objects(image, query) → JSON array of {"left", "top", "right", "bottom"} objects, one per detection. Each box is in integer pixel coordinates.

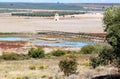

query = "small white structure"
[{"left": 54, "top": 13, "right": 59, "bottom": 21}]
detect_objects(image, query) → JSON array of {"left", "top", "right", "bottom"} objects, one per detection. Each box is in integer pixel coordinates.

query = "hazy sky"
[{"left": 0, "top": 0, "right": 120, "bottom": 3}]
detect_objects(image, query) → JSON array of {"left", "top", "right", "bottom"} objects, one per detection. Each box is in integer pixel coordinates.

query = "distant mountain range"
[{"left": 0, "top": 3, "right": 119, "bottom": 10}]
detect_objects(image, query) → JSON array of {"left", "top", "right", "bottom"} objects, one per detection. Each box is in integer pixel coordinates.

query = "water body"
[
  {"left": 0, "top": 37, "right": 27, "bottom": 41},
  {"left": 0, "top": 37, "right": 95, "bottom": 47},
  {"left": 33, "top": 40, "right": 95, "bottom": 47}
]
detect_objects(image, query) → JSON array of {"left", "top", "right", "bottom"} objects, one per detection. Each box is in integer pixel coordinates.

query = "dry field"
[{"left": 0, "top": 58, "right": 117, "bottom": 79}]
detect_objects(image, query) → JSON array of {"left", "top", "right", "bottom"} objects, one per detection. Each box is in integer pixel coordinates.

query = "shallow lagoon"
[
  {"left": 0, "top": 37, "right": 26, "bottom": 41},
  {"left": 0, "top": 37, "right": 95, "bottom": 47},
  {"left": 33, "top": 40, "right": 95, "bottom": 47}
]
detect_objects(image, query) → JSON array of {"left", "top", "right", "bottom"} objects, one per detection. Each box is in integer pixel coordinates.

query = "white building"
[{"left": 54, "top": 13, "right": 59, "bottom": 21}]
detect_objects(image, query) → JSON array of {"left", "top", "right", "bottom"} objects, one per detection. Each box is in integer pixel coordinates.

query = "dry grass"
[{"left": 0, "top": 56, "right": 118, "bottom": 79}]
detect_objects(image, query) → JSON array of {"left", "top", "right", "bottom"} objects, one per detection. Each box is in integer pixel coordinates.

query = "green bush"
[
  {"left": 92, "top": 44, "right": 112, "bottom": 54},
  {"left": 92, "top": 44, "right": 105, "bottom": 54},
  {"left": 59, "top": 58, "right": 78, "bottom": 76},
  {"left": 99, "top": 46, "right": 114, "bottom": 64},
  {"left": 52, "top": 50, "right": 66, "bottom": 57},
  {"left": 90, "top": 56, "right": 108, "bottom": 69},
  {"left": 90, "top": 45, "right": 113, "bottom": 69},
  {"left": 80, "top": 45, "right": 95, "bottom": 54},
  {"left": 28, "top": 48, "right": 45, "bottom": 58}
]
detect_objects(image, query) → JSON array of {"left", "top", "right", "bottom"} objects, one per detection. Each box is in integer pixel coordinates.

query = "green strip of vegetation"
[
  {"left": 12, "top": 11, "right": 85, "bottom": 17},
  {"left": 0, "top": 32, "right": 19, "bottom": 35}
]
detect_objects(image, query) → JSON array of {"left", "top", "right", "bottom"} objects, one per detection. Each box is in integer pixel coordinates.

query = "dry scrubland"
[
  {"left": 0, "top": 13, "right": 107, "bottom": 79},
  {"left": 0, "top": 13, "right": 104, "bottom": 33},
  {"left": 0, "top": 58, "right": 117, "bottom": 79}
]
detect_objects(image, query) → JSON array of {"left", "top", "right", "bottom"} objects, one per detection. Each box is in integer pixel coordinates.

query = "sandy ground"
[{"left": 0, "top": 13, "right": 104, "bottom": 33}]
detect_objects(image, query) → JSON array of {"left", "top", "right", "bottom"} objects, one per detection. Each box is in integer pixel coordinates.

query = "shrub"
[
  {"left": 79, "top": 60, "right": 90, "bottom": 66},
  {"left": 29, "top": 65, "right": 36, "bottom": 70},
  {"left": 1, "top": 52, "right": 30, "bottom": 60},
  {"left": 59, "top": 58, "right": 78, "bottom": 76},
  {"left": 90, "top": 56, "right": 110, "bottom": 69},
  {"left": 80, "top": 45, "right": 95, "bottom": 54},
  {"left": 99, "top": 46, "right": 114, "bottom": 64},
  {"left": 52, "top": 50, "right": 66, "bottom": 57},
  {"left": 38, "top": 65, "right": 48, "bottom": 70},
  {"left": 41, "top": 75, "right": 47, "bottom": 78},
  {"left": 92, "top": 44, "right": 105, "bottom": 54},
  {"left": 90, "top": 46, "right": 113, "bottom": 69},
  {"left": 16, "top": 76, "right": 29, "bottom": 79},
  {"left": 1, "top": 52, "right": 19, "bottom": 60},
  {"left": 28, "top": 48, "right": 45, "bottom": 58},
  {"left": 16, "top": 75, "right": 23, "bottom": 79},
  {"left": 90, "top": 57, "right": 101, "bottom": 69}
]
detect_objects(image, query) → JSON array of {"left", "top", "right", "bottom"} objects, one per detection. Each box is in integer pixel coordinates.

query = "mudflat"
[{"left": 0, "top": 13, "right": 104, "bottom": 33}]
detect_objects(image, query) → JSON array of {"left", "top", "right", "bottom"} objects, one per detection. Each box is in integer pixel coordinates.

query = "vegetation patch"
[
  {"left": 12, "top": 11, "right": 85, "bottom": 17},
  {"left": 80, "top": 45, "right": 95, "bottom": 54},
  {"left": 38, "top": 64, "right": 48, "bottom": 70},
  {"left": 28, "top": 48, "right": 45, "bottom": 58},
  {"left": 29, "top": 64, "right": 36, "bottom": 70},
  {"left": 0, "top": 52, "right": 30, "bottom": 60},
  {"left": 51, "top": 49, "right": 66, "bottom": 57},
  {"left": 63, "top": 53, "right": 81, "bottom": 58},
  {"left": 59, "top": 58, "right": 78, "bottom": 76},
  {"left": 90, "top": 45, "right": 113, "bottom": 69},
  {"left": 79, "top": 60, "right": 90, "bottom": 66}
]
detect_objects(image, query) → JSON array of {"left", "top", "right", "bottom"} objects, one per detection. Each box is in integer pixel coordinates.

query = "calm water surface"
[{"left": 0, "top": 37, "right": 95, "bottom": 47}]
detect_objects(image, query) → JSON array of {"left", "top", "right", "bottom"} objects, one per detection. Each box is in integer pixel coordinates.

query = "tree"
[
  {"left": 103, "top": 6, "right": 120, "bottom": 71},
  {"left": 103, "top": 7, "right": 120, "bottom": 51}
]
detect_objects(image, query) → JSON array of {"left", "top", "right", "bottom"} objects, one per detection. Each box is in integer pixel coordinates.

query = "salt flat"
[{"left": 0, "top": 14, "right": 104, "bottom": 33}]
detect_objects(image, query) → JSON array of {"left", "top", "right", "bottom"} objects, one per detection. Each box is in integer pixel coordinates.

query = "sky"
[{"left": 0, "top": 0, "right": 120, "bottom": 3}]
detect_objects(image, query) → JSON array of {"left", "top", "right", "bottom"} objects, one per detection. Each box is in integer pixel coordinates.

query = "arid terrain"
[
  {"left": 0, "top": 13, "right": 104, "bottom": 33},
  {"left": 0, "top": 12, "right": 112, "bottom": 79},
  {"left": 0, "top": 58, "right": 118, "bottom": 79},
  {"left": 0, "top": 2, "right": 119, "bottom": 79}
]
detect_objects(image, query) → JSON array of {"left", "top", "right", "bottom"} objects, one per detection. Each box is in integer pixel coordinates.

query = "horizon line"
[{"left": 0, "top": 2, "right": 120, "bottom": 4}]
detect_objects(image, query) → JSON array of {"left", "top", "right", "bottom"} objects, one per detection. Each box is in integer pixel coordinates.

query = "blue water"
[
  {"left": 0, "top": 37, "right": 95, "bottom": 47},
  {"left": 33, "top": 40, "right": 95, "bottom": 47},
  {"left": 0, "top": 37, "right": 26, "bottom": 41}
]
